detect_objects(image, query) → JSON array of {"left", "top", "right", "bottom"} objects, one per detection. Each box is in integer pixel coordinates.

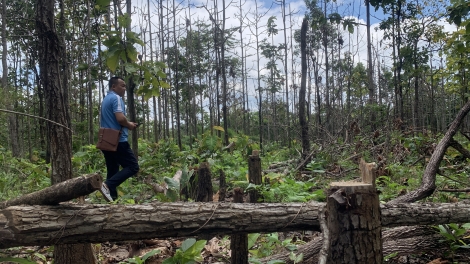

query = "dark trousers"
[{"left": 102, "top": 141, "right": 139, "bottom": 199}]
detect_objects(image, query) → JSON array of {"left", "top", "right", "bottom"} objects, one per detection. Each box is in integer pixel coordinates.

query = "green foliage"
[
  {"left": 101, "top": 15, "right": 169, "bottom": 100},
  {"left": 448, "top": 0, "right": 470, "bottom": 27},
  {"left": 162, "top": 238, "right": 206, "bottom": 264},
  {"left": 384, "top": 252, "right": 398, "bottom": 261},
  {"left": 0, "top": 148, "right": 50, "bottom": 201},
  {"left": 120, "top": 249, "right": 160, "bottom": 264},
  {"left": 248, "top": 233, "right": 302, "bottom": 263},
  {"left": 72, "top": 145, "right": 107, "bottom": 174},
  {"left": 260, "top": 176, "right": 325, "bottom": 202},
  {"left": 0, "top": 257, "right": 36, "bottom": 264},
  {"left": 0, "top": 248, "right": 48, "bottom": 264},
  {"left": 289, "top": 251, "right": 304, "bottom": 264},
  {"left": 435, "top": 223, "right": 470, "bottom": 258}
]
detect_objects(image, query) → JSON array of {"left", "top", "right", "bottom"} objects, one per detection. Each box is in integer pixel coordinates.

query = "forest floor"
[
  {"left": 2, "top": 236, "right": 470, "bottom": 264},
  {"left": 94, "top": 236, "right": 470, "bottom": 264}
]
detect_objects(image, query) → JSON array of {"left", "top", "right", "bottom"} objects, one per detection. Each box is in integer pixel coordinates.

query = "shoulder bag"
[{"left": 96, "top": 106, "right": 122, "bottom": 151}]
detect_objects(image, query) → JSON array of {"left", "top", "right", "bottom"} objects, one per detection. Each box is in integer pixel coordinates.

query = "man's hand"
[{"left": 127, "top": 122, "right": 138, "bottom": 130}]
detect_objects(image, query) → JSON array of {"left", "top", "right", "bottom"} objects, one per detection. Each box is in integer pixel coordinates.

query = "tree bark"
[
  {"left": 231, "top": 188, "right": 248, "bottom": 264},
  {"left": 126, "top": 0, "right": 139, "bottom": 156},
  {"left": 0, "top": 174, "right": 102, "bottom": 209},
  {"left": 449, "top": 138, "right": 470, "bottom": 159},
  {"left": 299, "top": 18, "right": 310, "bottom": 160},
  {"left": 2, "top": 201, "right": 470, "bottom": 248},
  {"left": 192, "top": 162, "right": 213, "bottom": 202},
  {"left": 248, "top": 150, "right": 262, "bottom": 203},
  {"left": 319, "top": 166, "right": 382, "bottom": 264},
  {"left": 36, "top": 0, "right": 94, "bottom": 262},
  {"left": 388, "top": 100, "right": 470, "bottom": 204},
  {"left": 218, "top": 170, "right": 226, "bottom": 202},
  {"left": 0, "top": 202, "right": 321, "bottom": 248}
]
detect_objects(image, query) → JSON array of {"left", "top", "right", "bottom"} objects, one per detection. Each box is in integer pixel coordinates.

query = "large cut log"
[
  {"left": 1, "top": 201, "right": 470, "bottom": 248},
  {"left": 0, "top": 174, "right": 102, "bottom": 209},
  {"left": 0, "top": 202, "right": 321, "bottom": 249}
]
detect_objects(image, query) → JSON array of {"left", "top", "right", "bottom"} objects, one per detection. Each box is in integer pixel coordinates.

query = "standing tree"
[
  {"left": 35, "top": 0, "right": 95, "bottom": 263},
  {"left": 299, "top": 18, "right": 310, "bottom": 160},
  {"left": 2, "top": 0, "right": 20, "bottom": 157}
]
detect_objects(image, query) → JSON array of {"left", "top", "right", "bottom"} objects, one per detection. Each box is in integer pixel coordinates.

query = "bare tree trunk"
[
  {"left": 2, "top": 0, "right": 20, "bottom": 157},
  {"left": 126, "top": 0, "right": 139, "bottom": 156},
  {"left": 86, "top": 0, "right": 94, "bottom": 145},
  {"left": 366, "top": 0, "right": 376, "bottom": 131},
  {"left": 299, "top": 18, "right": 310, "bottom": 160},
  {"left": 323, "top": 0, "right": 330, "bottom": 131},
  {"left": 172, "top": 0, "right": 182, "bottom": 150},
  {"left": 282, "top": 0, "right": 290, "bottom": 147},
  {"left": 221, "top": 0, "right": 229, "bottom": 146},
  {"left": 253, "top": 0, "right": 263, "bottom": 152},
  {"left": 36, "top": 1, "right": 95, "bottom": 262}
]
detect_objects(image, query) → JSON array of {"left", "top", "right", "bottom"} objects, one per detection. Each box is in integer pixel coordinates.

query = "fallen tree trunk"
[
  {"left": 1, "top": 201, "right": 470, "bottom": 248},
  {"left": 262, "top": 226, "right": 442, "bottom": 263},
  {"left": 0, "top": 202, "right": 321, "bottom": 248},
  {"left": 388, "top": 100, "right": 470, "bottom": 204},
  {"left": 0, "top": 174, "right": 102, "bottom": 209}
]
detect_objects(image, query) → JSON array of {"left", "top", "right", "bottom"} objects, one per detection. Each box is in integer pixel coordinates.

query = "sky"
[{"left": 127, "top": 0, "right": 455, "bottom": 112}]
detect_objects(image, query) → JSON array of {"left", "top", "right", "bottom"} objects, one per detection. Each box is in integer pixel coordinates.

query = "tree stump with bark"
[
  {"left": 248, "top": 150, "right": 262, "bottom": 203},
  {"left": 319, "top": 159, "right": 382, "bottom": 264},
  {"left": 218, "top": 170, "right": 226, "bottom": 202},
  {"left": 196, "top": 162, "right": 213, "bottom": 202}
]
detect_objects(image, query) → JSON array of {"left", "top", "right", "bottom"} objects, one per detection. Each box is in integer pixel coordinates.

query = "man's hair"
[{"left": 109, "top": 76, "right": 123, "bottom": 90}]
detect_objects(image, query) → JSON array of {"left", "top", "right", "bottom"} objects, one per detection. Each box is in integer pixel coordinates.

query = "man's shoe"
[{"left": 99, "top": 183, "right": 114, "bottom": 202}]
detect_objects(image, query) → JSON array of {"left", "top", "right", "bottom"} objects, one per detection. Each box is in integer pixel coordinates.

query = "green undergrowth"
[
  {"left": 2, "top": 130, "right": 470, "bottom": 204},
  {"left": 1, "top": 131, "right": 470, "bottom": 262}
]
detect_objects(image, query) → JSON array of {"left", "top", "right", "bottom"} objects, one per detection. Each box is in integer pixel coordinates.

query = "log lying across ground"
[
  {"left": 0, "top": 173, "right": 102, "bottom": 209},
  {"left": 1, "top": 201, "right": 470, "bottom": 248},
  {"left": 263, "top": 226, "right": 443, "bottom": 263}
]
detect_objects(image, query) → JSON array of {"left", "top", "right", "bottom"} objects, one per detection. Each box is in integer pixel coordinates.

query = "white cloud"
[{"left": 129, "top": 0, "right": 455, "bottom": 110}]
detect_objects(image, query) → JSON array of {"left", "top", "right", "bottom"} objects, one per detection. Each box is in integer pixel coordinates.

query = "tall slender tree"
[
  {"left": 36, "top": 0, "right": 95, "bottom": 262},
  {"left": 299, "top": 17, "right": 310, "bottom": 160},
  {"left": 2, "top": 0, "right": 20, "bottom": 157}
]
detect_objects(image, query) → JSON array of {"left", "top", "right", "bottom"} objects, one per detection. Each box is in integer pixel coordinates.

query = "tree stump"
[
  {"left": 196, "top": 162, "right": 213, "bottom": 202},
  {"left": 319, "top": 159, "right": 382, "bottom": 264},
  {"left": 219, "top": 170, "right": 226, "bottom": 202},
  {"left": 248, "top": 150, "right": 262, "bottom": 203},
  {"left": 188, "top": 162, "right": 213, "bottom": 202}
]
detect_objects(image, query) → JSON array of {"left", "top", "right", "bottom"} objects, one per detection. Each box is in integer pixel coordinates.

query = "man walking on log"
[{"left": 99, "top": 76, "right": 139, "bottom": 202}]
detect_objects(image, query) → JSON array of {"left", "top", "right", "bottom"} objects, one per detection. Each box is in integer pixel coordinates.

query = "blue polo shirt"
[{"left": 100, "top": 91, "right": 128, "bottom": 142}]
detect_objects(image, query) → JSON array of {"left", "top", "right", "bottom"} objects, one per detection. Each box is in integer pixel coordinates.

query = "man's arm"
[{"left": 115, "top": 112, "right": 137, "bottom": 130}]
